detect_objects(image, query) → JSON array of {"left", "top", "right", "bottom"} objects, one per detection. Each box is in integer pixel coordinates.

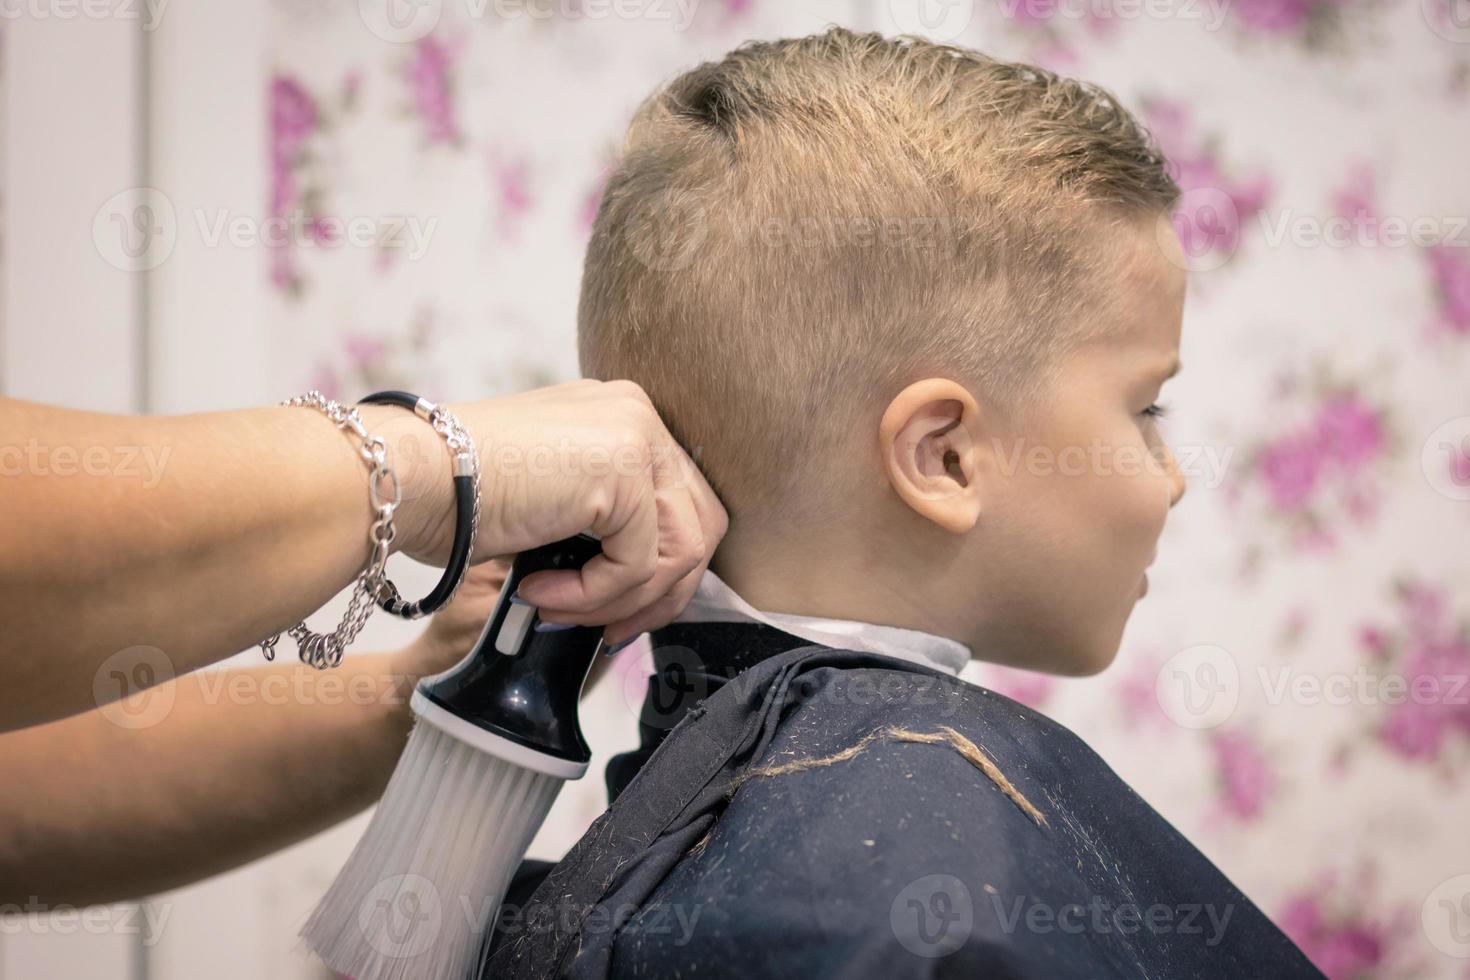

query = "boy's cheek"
[{"left": 1099, "top": 466, "right": 1170, "bottom": 564}]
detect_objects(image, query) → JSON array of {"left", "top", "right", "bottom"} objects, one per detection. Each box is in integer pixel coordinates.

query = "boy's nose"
[{"left": 1160, "top": 444, "right": 1187, "bottom": 508}]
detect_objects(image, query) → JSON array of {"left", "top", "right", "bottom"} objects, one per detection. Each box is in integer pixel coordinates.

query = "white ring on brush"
[{"left": 410, "top": 689, "right": 590, "bottom": 780}]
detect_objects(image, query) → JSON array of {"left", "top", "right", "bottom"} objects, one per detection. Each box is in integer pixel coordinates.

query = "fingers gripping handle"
[{"left": 415, "top": 534, "right": 606, "bottom": 773}]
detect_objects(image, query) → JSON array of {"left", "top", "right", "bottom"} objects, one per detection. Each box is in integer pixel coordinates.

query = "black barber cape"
[{"left": 484, "top": 621, "right": 1322, "bottom": 979}]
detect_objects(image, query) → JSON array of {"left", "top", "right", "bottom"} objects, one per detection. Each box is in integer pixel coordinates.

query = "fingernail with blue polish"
[
  {"left": 533, "top": 620, "right": 577, "bottom": 633},
  {"left": 604, "top": 636, "right": 639, "bottom": 656}
]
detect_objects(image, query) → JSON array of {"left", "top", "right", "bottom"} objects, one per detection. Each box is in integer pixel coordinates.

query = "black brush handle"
[{"left": 417, "top": 533, "right": 605, "bottom": 768}]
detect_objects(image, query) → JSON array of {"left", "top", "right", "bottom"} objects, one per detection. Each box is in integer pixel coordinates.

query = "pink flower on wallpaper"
[
  {"left": 308, "top": 363, "right": 341, "bottom": 401},
  {"left": 1359, "top": 580, "right": 1470, "bottom": 766},
  {"left": 1315, "top": 394, "right": 1385, "bottom": 473},
  {"left": 1230, "top": 0, "right": 1318, "bottom": 34},
  {"left": 992, "top": 0, "right": 1123, "bottom": 67},
  {"left": 1358, "top": 624, "right": 1391, "bottom": 660},
  {"left": 977, "top": 665, "right": 1056, "bottom": 710},
  {"left": 1004, "top": 0, "right": 1056, "bottom": 20},
  {"left": 1328, "top": 163, "right": 1381, "bottom": 244},
  {"left": 266, "top": 70, "right": 363, "bottom": 297},
  {"left": 1401, "top": 579, "right": 1449, "bottom": 632},
  {"left": 1379, "top": 703, "right": 1446, "bottom": 760},
  {"left": 1145, "top": 101, "right": 1271, "bottom": 261},
  {"left": 1208, "top": 729, "right": 1275, "bottom": 822},
  {"left": 1279, "top": 894, "right": 1387, "bottom": 978},
  {"left": 1227, "top": 0, "right": 1365, "bottom": 44},
  {"left": 1386, "top": 638, "right": 1470, "bottom": 757},
  {"left": 1234, "top": 381, "right": 1392, "bottom": 556},
  {"left": 716, "top": 0, "right": 757, "bottom": 17},
  {"left": 1277, "top": 870, "right": 1414, "bottom": 979},
  {"left": 489, "top": 156, "right": 535, "bottom": 243},
  {"left": 342, "top": 70, "right": 363, "bottom": 107},
  {"left": 344, "top": 333, "right": 388, "bottom": 373},
  {"left": 313, "top": 313, "right": 441, "bottom": 399},
  {"left": 271, "top": 76, "right": 318, "bottom": 171},
  {"left": 1425, "top": 243, "right": 1470, "bottom": 338},
  {"left": 269, "top": 74, "right": 321, "bottom": 294},
  {"left": 1258, "top": 432, "right": 1323, "bottom": 512},
  {"left": 407, "top": 35, "right": 462, "bottom": 147},
  {"left": 1115, "top": 653, "right": 1172, "bottom": 731},
  {"left": 1281, "top": 605, "right": 1312, "bottom": 645},
  {"left": 579, "top": 168, "right": 612, "bottom": 235}
]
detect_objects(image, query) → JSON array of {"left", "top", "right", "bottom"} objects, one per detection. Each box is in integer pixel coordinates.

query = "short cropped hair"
[{"left": 578, "top": 27, "right": 1178, "bottom": 521}]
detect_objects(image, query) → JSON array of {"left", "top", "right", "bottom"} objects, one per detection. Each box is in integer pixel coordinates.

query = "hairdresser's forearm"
[
  {"left": 0, "top": 398, "right": 450, "bottom": 731},
  {"left": 0, "top": 650, "right": 425, "bottom": 907}
]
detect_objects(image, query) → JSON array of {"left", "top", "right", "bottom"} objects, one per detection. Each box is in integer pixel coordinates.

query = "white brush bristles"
[{"left": 301, "top": 719, "right": 564, "bottom": 980}]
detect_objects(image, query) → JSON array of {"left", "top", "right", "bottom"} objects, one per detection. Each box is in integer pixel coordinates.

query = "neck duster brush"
[{"left": 301, "top": 533, "right": 606, "bottom": 980}]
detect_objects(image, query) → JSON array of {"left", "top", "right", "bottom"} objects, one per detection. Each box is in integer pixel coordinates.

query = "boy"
[{"left": 490, "top": 28, "right": 1321, "bottom": 979}]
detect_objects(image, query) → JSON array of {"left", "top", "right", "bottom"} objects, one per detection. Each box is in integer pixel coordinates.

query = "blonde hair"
[{"left": 578, "top": 27, "right": 1178, "bottom": 520}]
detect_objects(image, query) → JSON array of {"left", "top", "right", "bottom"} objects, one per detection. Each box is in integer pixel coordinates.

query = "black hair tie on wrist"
[{"left": 359, "top": 389, "right": 478, "bottom": 619}]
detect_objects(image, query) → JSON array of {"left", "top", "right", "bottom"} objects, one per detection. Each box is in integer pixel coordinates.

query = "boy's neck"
[{"left": 710, "top": 528, "right": 951, "bottom": 643}]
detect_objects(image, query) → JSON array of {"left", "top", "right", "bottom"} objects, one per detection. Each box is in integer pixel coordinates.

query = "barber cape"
[{"left": 483, "top": 617, "right": 1322, "bottom": 979}]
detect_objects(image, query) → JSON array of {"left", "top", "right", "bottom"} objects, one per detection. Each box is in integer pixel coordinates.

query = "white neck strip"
[{"left": 672, "top": 570, "right": 971, "bottom": 677}]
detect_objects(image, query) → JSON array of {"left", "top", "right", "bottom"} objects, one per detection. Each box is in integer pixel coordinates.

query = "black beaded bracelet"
[{"left": 359, "top": 390, "right": 480, "bottom": 619}]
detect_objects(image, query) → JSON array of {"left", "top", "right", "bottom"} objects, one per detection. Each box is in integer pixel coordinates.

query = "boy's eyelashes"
[{"left": 1140, "top": 401, "right": 1171, "bottom": 420}]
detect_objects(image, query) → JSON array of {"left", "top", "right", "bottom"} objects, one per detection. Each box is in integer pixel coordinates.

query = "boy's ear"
[{"left": 878, "top": 378, "right": 985, "bottom": 534}]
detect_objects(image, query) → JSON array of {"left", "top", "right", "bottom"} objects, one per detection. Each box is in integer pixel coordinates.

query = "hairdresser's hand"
[
  {"left": 398, "top": 380, "right": 727, "bottom": 645},
  {"left": 393, "top": 557, "right": 616, "bottom": 695}
]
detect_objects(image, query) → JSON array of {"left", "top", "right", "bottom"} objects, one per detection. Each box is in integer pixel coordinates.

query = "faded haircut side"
[{"left": 578, "top": 27, "right": 1179, "bottom": 523}]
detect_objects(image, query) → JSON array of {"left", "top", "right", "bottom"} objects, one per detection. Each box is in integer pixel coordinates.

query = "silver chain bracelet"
[
  {"left": 366, "top": 396, "right": 482, "bottom": 619},
  {"left": 259, "top": 391, "right": 399, "bottom": 670}
]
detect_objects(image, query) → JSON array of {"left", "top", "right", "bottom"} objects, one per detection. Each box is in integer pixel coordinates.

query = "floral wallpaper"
[{"left": 265, "top": 2, "right": 1470, "bottom": 976}]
